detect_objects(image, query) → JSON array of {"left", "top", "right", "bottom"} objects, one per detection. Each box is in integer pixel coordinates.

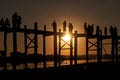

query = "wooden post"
[
  {"left": 86, "top": 34, "right": 88, "bottom": 64},
  {"left": 58, "top": 29, "right": 61, "bottom": 67},
  {"left": 24, "top": 25, "right": 27, "bottom": 69},
  {"left": 96, "top": 26, "right": 103, "bottom": 63},
  {"left": 70, "top": 33, "right": 73, "bottom": 66},
  {"left": 13, "top": 22, "right": 17, "bottom": 70},
  {"left": 100, "top": 30, "right": 102, "bottom": 62},
  {"left": 43, "top": 25, "right": 46, "bottom": 69},
  {"left": 74, "top": 31, "right": 77, "bottom": 66},
  {"left": 4, "top": 26, "right": 7, "bottom": 70},
  {"left": 97, "top": 28, "right": 100, "bottom": 63},
  {"left": 115, "top": 33, "right": 118, "bottom": 63},
  {"left": 111, "top": 35, "right": 114, "bottom": 63},
  {"left": 52, "top": 21, "right": 57, "bottom": 68},
  {"left": 34, "top": 22, "right": 38, "bottom": 69}
]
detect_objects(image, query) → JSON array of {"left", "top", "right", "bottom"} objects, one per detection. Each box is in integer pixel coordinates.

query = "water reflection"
[{"left": 0, "top": 59, "right": 113, "bottom": 70}]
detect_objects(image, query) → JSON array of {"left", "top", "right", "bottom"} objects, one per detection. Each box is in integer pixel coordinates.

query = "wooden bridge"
[{"left": 0, "top": 13, "right": 120, "bottom": 71}]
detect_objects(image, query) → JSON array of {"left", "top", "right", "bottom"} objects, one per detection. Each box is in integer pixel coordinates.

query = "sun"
[{"left": 62, "top": 34, "right": 71, "bottom": 41}]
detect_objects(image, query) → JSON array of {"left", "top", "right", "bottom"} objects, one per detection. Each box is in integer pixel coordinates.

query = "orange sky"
[{"left": 0, "top": 0, "right": 120, "bottom": 56}]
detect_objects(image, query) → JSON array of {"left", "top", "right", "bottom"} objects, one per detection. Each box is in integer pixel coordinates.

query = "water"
[{"left": 0, "top": 59, "right": 113, "bottom": 70}]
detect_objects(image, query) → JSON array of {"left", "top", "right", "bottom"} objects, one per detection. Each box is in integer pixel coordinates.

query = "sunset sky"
[{"left": 0, "top": 0, "right": 120, "bottom": 56}]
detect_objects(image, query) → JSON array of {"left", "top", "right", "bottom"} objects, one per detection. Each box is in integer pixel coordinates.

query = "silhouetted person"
[
  {"left": 109, "top": 25, "right": 114, "bottom": 36},
  {"left": 0, "top": 18, "right": 5, "bottom": 27},
  {"left": 12, "top": 12, "right": 18, "bottom": 28},
  {"left": 91, "top": 24, "right": 94, "bottom": 35},
  {"left": 96, "top": 25, "right": 100, "bottom": 35},
  {"left": 84, "top": 22, "right": 87, "bottom": 34},
  {"left": 17, "top": 16, "right": 22, "bottom": 28},
  {"left": 100, "top": 29, "right": 102, "bottom": 35},
  {"left": 52, "top": 20, "right": 57, "bottom": 32},
  {"left": 104, "top": 26, "right": 107, "bottom": 36},
  {"left": 68, "top": 23, "right": 73, "bottom": 33},
  {"left": 5, "top": 18, "right": 10, "bottom": 28},
  {"left": 63, "top": 20, "right": 67, "bottom": 32},
  {"left": 114, "top": 26, "right": 117, "bottom": 36},
  {"left": 87, "top": 24, "right": 91, "bottom": 36}
]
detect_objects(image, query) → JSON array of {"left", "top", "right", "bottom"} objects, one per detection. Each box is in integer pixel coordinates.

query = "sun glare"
[{"left": 62, "top": 34, "right": 71, "bottom": 41}]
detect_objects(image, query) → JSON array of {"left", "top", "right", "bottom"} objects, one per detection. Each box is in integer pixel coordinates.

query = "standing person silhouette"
[
  {"left": 5, "top": 18, "right": 10, "bottom": 28},
  {"left": 91, "top": 24, "right": 94, "bottom": 35},
  {"left": 12, "top": 12, "right": 18, "bottom": 28},
  {"left": 114, "top": 26, "right": 117, "bottom": 36},
  {"left": 68, "top": 23, "right": 73, "bottom": 34},
  {"left": 104, "top": 26, "right": 107, "bottom": 36},
  {"left": 52, "top": 20, "right": 57, "bottom": 32},
  {"left": 109, "top": 25, "right": 114, "bottom": 36},
  {"left": 87, "top": 24, "right": 91, "bottom": 36},
  {"left": 0, "top": 18, "right": 4, "bottom": 28},
  {"left": 84, "top": 22, "right": 87, "bottom": 34},
  {"left": 63, "top": 20, "right": 67, "bottom": 32},
  {"left": 17, "top": 16, "right": 22, "bottom": 28},
  {"left": 96, "top": 25, "right": 100, "bottom": 36}
]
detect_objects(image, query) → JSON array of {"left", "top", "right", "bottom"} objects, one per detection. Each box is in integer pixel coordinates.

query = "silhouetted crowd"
[
  {"left": 12, "top": 12, "right": 22, "bottom": 28},
  {"left": 0, "top": 12, "right": 118, "bottom": 37},
  {"left": 0, "top": 18, "right": 10, "bottom": 28},
  {"left": 62, "top": 20, "right": 73, "bottom": 33},
  {"left": 84, "top": 22, "right": 118, "bottom": 37},
  {"left": 0, "top": 12, "right": 22, "bottom": 28},
  {"left": 52, "top": 20, "right": 73, "bottom": 34}
]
